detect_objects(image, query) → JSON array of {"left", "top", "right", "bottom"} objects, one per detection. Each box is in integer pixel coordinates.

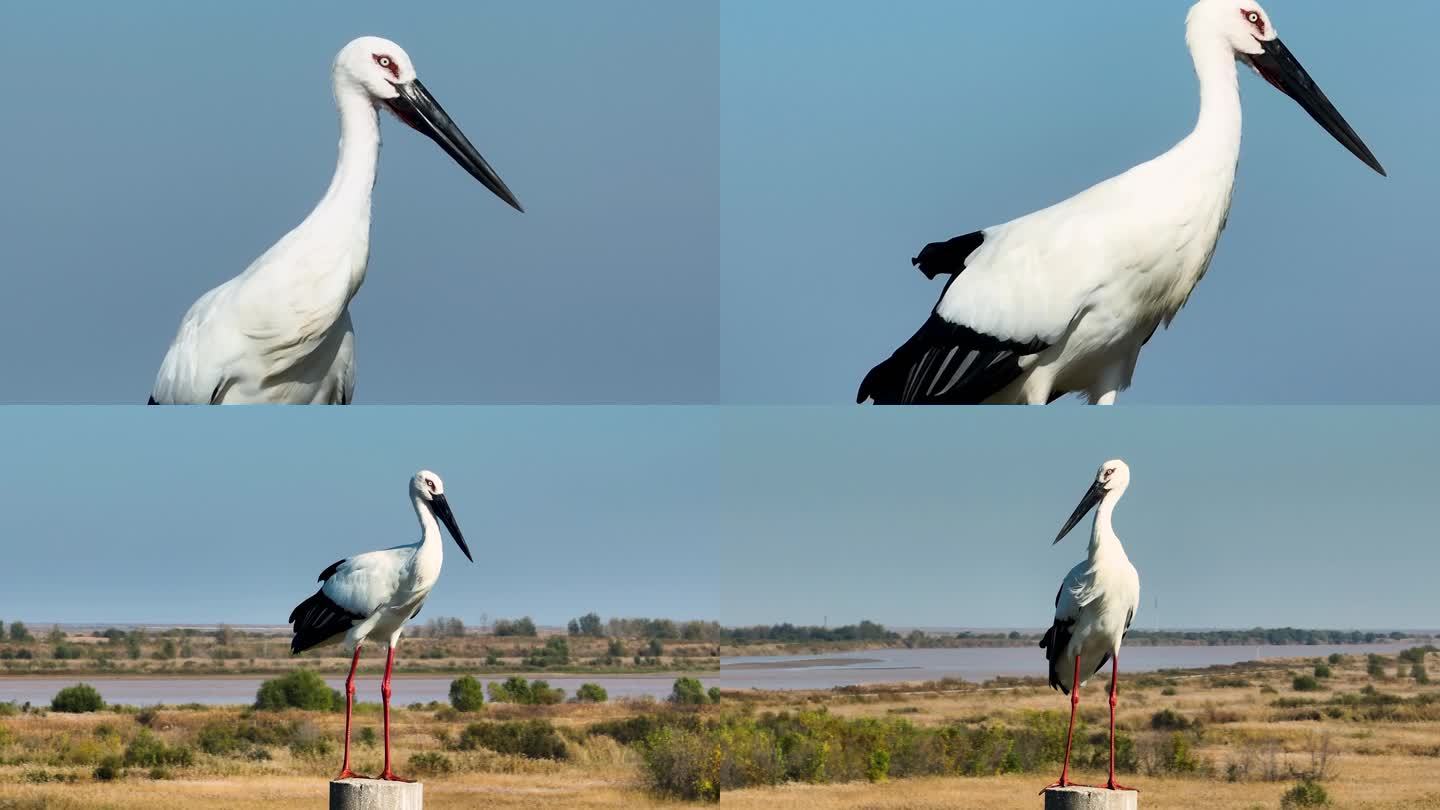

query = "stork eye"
[
  {"left": 1242, "top": 11, "right": 1265, "bottom": 32},
  {"left": 372, "top": 54, "right": 399, "bottom": 78}
]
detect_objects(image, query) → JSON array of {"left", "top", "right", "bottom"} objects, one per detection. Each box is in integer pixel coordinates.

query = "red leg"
[
  {"left": 336, "top": 646, "right": 364, "bottom": 780},
  {"left": 1042, "top": 655, "right": 1084, "bottom": 792},
  {"left": 1104, "top": 653, "right": 1136, "bottom": 792},
  {"left": 378, "top": 645, "right": 413, "bottom": 782}
]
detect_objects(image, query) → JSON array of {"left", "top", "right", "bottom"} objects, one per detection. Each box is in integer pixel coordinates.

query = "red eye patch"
[
  {"left": 372, "top": 53, "right": 400, "bottom": 79},
  {"left": 1241, "top": 10, "right": 1266, "bottom": 34}
]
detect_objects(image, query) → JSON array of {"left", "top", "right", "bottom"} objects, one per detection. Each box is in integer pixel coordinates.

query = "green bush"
[
  {"left": 408, "top": 751, "right": 454, "bottom": 776},
  {"left": 1281, "top": 778, "right": 1331, "bottom": 808},
  {"left": 456, "top": 720, "right": 568, "bottom": 760},
  {"left": 525, "top": 636, "right": 571, "bottom": 668},
  {"left": 640, "top": 726, "right": 721, "bottom": 802},
  {"left": 486, "top": 676, "right": 564, "bottom": 705},
  {"left": 670, "top": 677, "right": 712, "bottom": 705},
  {"left": 52, "top": 683, "right": 105, "bottom": 713},
  {"left": 1313, "top": 664, "right": 1332, "bottom": 679},
  {"left": 358, "top": 727, "right": 378, "bottom": 747},
  {"left": 1367, "top": 654, "right": 1387, "bottom": 679},
  {"left": 575, "top": 683, "right": 608, "bottom": 703},
  {"left": 1327, "top": 653, "right": 1345, "bottom": 666},
  {"left": 448, "top": 676, "right": 485, "bottom": 712},
  {"left": 1150, "top": 709, "right": 1193, "bottom": 731},
  {"left": 254, "top": 669, "right": 342, "bottom": 711},
  {"left": 1292, "top": 675, "right": 1322, "bottom": 692},
  {"left": 1412, "top": 663, "right": 1430, "bottom": 684},
  {"left": 124, "top": 730, "right": 194, "bottom": 768},
  {"left": 708, "top": 687, "right": 722, "bottom": 704},
  {"left": 93, "top": 755, "right": 123, "bottom": 781},
  {"left": 588, "top": 711, "right": 702, "bottom": 745}
]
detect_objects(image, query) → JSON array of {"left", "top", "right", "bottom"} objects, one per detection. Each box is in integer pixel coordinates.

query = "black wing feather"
[
  {"left": 858, "top": 312, "right": 1046, "bottom": 405},
  {"left": 317, "top": 559, "right": 347, "bottom": 582},
  {"left": 288, "top": 589, "right": 364, "bottom": 655},
  {"left": 912, "top": 231, "right": 985, "bottom": 281},
  {"left": 1039, "top": 617, "right": 1075, "bottom": 695},
  {"left": 860, "top": 230, "right": 1048, "bottom": 404}
]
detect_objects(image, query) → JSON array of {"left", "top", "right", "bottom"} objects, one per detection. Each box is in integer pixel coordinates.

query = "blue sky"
[
  {"left": 0, "top": 1, "right": 718, "bottom": 403},
  {"left": 720, "top": 1, "right": 1440, "bottom": 403},
  {"left": 0, "top": 408, "right": 719, "bottom": 625},
  {"left": 718, "top": 408, "right": 1440, "bottom": 629}
]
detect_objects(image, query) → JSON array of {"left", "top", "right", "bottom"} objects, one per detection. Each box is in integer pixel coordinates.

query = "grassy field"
[
  {"left": 719, "top": 650, "right": 1440, "bottom": 809},
  {"left": 0, "top": 682, "right": 723, "bottom": 809}
]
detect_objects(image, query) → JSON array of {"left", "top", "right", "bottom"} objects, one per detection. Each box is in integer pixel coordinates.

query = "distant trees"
[
  {"left": 722, "top": 620, "right": 898, "bottom": 645},
  {"left": 52, "top": 683, "right": 105, "bottom": 713},
  {"left": 421, "top": 617, "right": 467, "bottom": 638},
  {"left": 255, "top": 670, "right": 342, "bottom": 711},
  {"left": 448, "top": 676, "right": 485, "bottom": 712},
  {"left": 525, "top": 637, "right": 570, "bottom": 668},
  {"left": 1367, "top": 654, "right": 1387, "bottom": 679},
  {"left": 568, "top": 613, "right": 604, "bottom": 637},
  {"left": 493, "top": 617, "right": 538, "bottom": 637},
  {"left": 7, "top": 622, "right": 31, "bottom": 642}
]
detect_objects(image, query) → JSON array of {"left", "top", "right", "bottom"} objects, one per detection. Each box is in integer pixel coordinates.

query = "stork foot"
[
  {"left": 1041, "top": 778, "right": 1092, "bottom": 794},
  {"left": 1104, "top": 779, "right": 1138, "bottom": 792},
  {"left": 378, "top": 770, "right": 415, "bottom": 783},
  {"left": 336, "top": 768, "right": 369, "bottom": 780}
]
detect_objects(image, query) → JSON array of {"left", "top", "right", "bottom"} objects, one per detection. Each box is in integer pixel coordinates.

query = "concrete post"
[
  {"left": 330, "top": 778, "right": 423, "bottom": 810},
  {"left": 1043, "top": 787, "right": 1138, "bottom": 810}
]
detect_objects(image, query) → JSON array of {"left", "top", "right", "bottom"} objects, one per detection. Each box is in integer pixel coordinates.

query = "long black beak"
[
  {"left": 1248, "top": 38, "right": 1386, "bottom": 176},
  {"left": 430, "top": 494, "right": 473, "bottom": 562},
  {"left": 1054, "top": 481, "right": 1106, "bottom": 545},
  {"left": 385, "top": 79, "right": 525, "bottom": 211}
]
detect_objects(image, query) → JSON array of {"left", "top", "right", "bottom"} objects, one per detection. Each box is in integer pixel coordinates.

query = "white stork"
[
  {"left": 1040, "top": 459, "right": 1141, "bottom": 792},
  {"left": 150, "top": 36, "right": 522, "bottom": 405},
  {"left": 287, "top": 470, "right": 472, "bottom": 781},
  {"left": 859, "top": 0, "right": 1385, "bottom": 406}
]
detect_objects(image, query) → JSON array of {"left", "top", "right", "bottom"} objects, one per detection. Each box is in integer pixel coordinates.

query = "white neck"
[
  {"left": 1089, "top": 488, "right": 1127, "bottom": 560},
  {"left": 312, "top": 79, "right": 381, "bottom": 227},
  {"left": 412, "top": 493, "right": 442, "bottom": 552},
  {"left": 1179, "top": 30, "right": 1244, "bottom": 166}
]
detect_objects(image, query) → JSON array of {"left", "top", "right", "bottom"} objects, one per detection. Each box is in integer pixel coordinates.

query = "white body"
[
  {"left": 151, "top": 45, "right": 400, "bottom": 404},
  {"left": 1051, "top": 475, "right": 1141, "bottom": 691},
  {"left": 322, "top": 486, "right": 449, "bottom": 651},
  {"left": 937, "top": 6, "right": 1251, "bottom": 404}
]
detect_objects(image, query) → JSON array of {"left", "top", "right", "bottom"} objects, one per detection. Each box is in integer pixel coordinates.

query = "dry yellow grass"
[{"left": 723, "top": 655, "right": 1440, "bottom": 809}]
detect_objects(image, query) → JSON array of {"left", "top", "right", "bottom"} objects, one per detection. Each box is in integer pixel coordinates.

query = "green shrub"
[
  {"left": 147, "top": 767, "right": 173, "bottom": 780},
  {"left": 640, "top": 726, "right": 721, "bottom": 802},
  {"left": 1313, "top": 664, "right": 1332, "bottom": 679},
  {"left": 358, "top": 727, "right": 378, "bottom": 747},
  {"left": 670, "top": 677, "right": 712, "bottom": 705},
  {"left": 1292, "top": 675, "right": 1322, "bottom": 692},
  {"left": 525, "top": 637, "right": 570, "bottom": 668},
  {"left": 708, "top": 687, "right": 722, "bottom": 704},
  {"left": 93, "top": 755, "right": 124, "bottom": 781},
  {"left": 254, "top": 669, "right": 342, "bottom": 711},
  {"left": 1281, "top": 778, "right": 1331, "bottom": 808},
  {"left": 52, "top": 683, "right": 105, "bottom": 713},
  {"left": 456, "top": 720, "right": 567, "bottom": 760},
  {"left": 866, "top": 748, "right": 890, "bottom": 782},
  {"left": 575, "top": 683, "right": 608, "bottom": 703},
  {"left": 1367, "top": 654, "right": 1387, "bottom": 679},
  {"left": 1160, "top": 686, "right": 1178, "bottom": 696},
  {"left": 486, "top": 676, "right": 564, "bottom": 705},
  {"left": 588, "top": 711, "right": 702, "bottom": 745},
  {"left": 1150, "top": 709, "right": 1193, "bottom": 731},
  {"left": 124, "top": 730, "right": 194, "bottom": 768},
  {"left": 1412, "top": 663, "right": 1430, "bottom": 684},
  {"left": 409, "top": 751, "right": 454, "bottom": 775},
  {"left": 1327, "top": 653, "right": 1344, "bottom": 666},
  {"left": 448, "top": 676, "right": 485, "bottom": 712}
]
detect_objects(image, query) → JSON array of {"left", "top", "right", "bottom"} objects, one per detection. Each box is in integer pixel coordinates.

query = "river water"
[
  {"left": 0, "top": 673, "right": 711, "bottom": 707},
  {"left": 719, "top": 643, "right": 1411, "bottom": 691}
]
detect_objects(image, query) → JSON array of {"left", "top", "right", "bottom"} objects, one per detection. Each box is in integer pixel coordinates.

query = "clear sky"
[
  {"left": 718, "top": 408, "right": 1440, "bottom": 630},
  {"left": 0, "top": 1, "right": 718, "bottom": 404},
  {"left": 720, "top": 1, "right": 1440, "bottom": 404},
  {"left": 0, "top": 407, "right": 719, "bottom": 626}
]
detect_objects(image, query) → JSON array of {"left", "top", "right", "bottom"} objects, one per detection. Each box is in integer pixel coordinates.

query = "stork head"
[
  {"left": 1186, "top": 1, "right": 1385, "bottom": 176},
  {"left": 1054, "top": 459, "right": 1129, "bottom": 544},
  {"left": 411, "top": 469, "right": 473, "bottom": 562},
  {"left": 333, "top": 36, "right": 525, "bottom": 212}
]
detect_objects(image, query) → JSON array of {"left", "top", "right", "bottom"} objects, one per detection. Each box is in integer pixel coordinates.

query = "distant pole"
[
  {"left": 1043, "top": 787, "right": 1137, "bottom": 810},
  {"left": 330, "top": 778, "right": 422, "bottom": 810}
]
